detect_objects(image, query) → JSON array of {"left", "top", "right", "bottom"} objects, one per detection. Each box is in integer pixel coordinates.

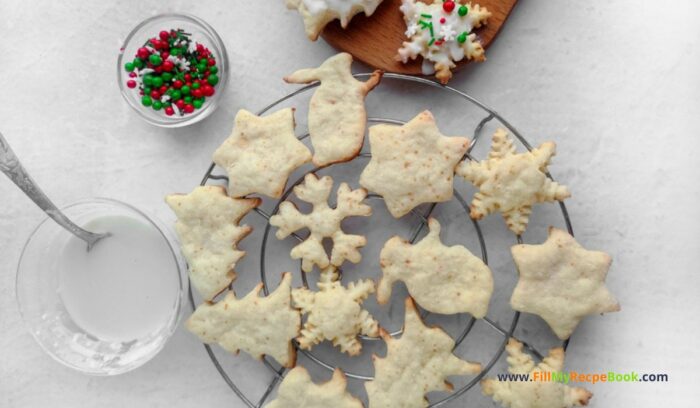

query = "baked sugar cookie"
[
  {"left": 186, "top": 273, "right": 301, "bottom": 368},
  {"left": 270, "top": 173, "right": 372, "bottom": 272},
  {"left": 293, "top": 277, "right": 379, "bottom": 355},
  {"left": 213, "top": 108, "right": 312, "bottom": 199},
  {"left": 285, "top": 53, "right": 382, "bottom": 166},
  {"left": 378, "top": 218, "right": 493, "bottom": 317},
  {"left": 286, "top": 0, "right": 384, "bottom": 41},
  {"left": 398, "top": 0, "right": 491, "bottom": 84},
  {"left": 266, "top": 366, "right": 362, "bottom": 408},
  {"left": 457, "top": 129, "right": 570, "bottom": 235},
  {"left": 365, "top": 298, "right": 481, "bottom": 407},
  {"left": 165, "top": 186, "right": 260, "bottom": 300},
  {"left": 481, "top": 338, "right": 593, "bottom": 407},
  {"left": 360, "top": 110, "right": 469, "bottom": 218},
  {"left": 510, "top": 228, "right": 620, "bottom": 340}
]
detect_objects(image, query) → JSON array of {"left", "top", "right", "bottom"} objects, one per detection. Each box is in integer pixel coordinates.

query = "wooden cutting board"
[{"left": 321, "top": 0, "right": 518, "bottom": 76}]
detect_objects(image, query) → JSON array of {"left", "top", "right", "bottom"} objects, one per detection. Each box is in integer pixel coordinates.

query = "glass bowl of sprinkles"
[{"left": 118, "top": 13, "right": 228, "bottom": 128}]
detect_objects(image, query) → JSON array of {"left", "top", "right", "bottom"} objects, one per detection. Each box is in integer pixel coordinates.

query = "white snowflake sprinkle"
[
  {"left": 405, "top": 22, "right": 420, "bottom": 37},
  {"left": 439, "top": 24, "right": 457, "bottom": 41}
]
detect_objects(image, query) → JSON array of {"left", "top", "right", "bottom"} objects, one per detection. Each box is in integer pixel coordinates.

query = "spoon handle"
[{"left": 0, "top": 132, "right": 105, "bottom": 247}]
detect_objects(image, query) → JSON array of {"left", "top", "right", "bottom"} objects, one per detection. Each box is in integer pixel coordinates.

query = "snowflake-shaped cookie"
[
  {"left": 481, "top": 338, "right": 593, "bottom": 408},
  {"left": 510, "top": 228, "right": 620, "bottom": 340},
  {"left": 360, "top": 110, "right": 469, "bottom": 218},
  {"left": 270, "top": 173, "right": 372, "bottom": 272},
  {"left": 266, "top": 367, "right": 363, "bottom": 408},
  {"left": 186, "top": 273, "right": 301, "bottom": 368},
  {"left": 213, "top": 108, "right": 312, "bottom": 198},
  {"left": 284, "top": 53, "right": 382, "bottom": 167},
  {"left": 457, "top": 129, "right": 571, "bottom": 235},
  {"left": 365, "top": 298, "right": 482, "bottom": 408},
  {"left": 286, "top": 0, "right": 384, "bottom": 41},
  {"left": 398, "top": 0, "right": 491, "bottom": 84},
  {"left": 293, "top": 274, "right": 378, "bottom": 355},
  {"left": 166, "top": 186, "right": 260, "bottom": 300},
  {"left": 378, "top": 218, "right": 493, "bottom": 317}
]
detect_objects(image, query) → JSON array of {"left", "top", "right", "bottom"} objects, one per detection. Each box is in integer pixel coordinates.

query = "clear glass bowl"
[
  {"left": 16, "top": 198, "right": 187, "bottom": 375},
  {"left": 117, "top": 13, "right": 229, "bottom": 127}
]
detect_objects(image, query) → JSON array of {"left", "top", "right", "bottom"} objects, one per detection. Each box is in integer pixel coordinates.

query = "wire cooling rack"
[{"left": 191, "top": 73, "right": 574, "bottom": 407}]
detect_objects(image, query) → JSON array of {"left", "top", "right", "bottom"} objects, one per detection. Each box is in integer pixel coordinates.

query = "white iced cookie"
[
  {"left": 457, "top": 129, "right": 571, "bottom": 235},
  {"left": 186, "top": 273, "right": 301, "bottom": 368},
  {"left": 398, "top": 0, "right": 491, "bottom": 84},
  {"left": 378, "top": 218, "right": 493, "bottom": 317},
  {"left": 293, "top": 276, "right": 379, "bottom": 355},
  {"left": 360, "top": 110, "right": 469, "bottom": 218},
  {"left": 365, "top": 298, "right": 482, "bottom": 408},
  {"left": 481, "top": 339, "right": 593, "bottom": 408},
  {"left": 270, "top": 173, "right": 372, "bottom": 272},
  {"left": 285, "top": 53, "right": 382, "bottom": 167},
  {"left": 265, "top": 367, "right": 363, "bottom": 408},
  {"left": 165, "top": 186, "right": 260, "bottom": 300},
  {"left": 213, "top": 108, "right": 312, "bottom": 199},
  {"left": 510, "top": 228, "right": 620, "bottom": 340},
  {"left": 286, "top": 0, "right": 384, "bottom": 41}
]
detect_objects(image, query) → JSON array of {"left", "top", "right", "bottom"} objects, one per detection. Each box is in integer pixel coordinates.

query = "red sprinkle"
[
  {"left": 443, "top": 0, "right": 455, "bottom": 12},
  {"left": 165, "top": 106, "right": 175, "bottom": 116},
  {"left": 126, "top": 80, "right": 137, "bottom": 88}
]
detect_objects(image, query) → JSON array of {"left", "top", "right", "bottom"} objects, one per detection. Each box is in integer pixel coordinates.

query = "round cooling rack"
[{"left": 190, "top": 73, "right": 575, "bottom": 407}]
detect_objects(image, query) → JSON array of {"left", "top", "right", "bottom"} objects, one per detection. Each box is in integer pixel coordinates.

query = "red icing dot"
[
  {"left": 440, "top": 17, "right": 446, "bottom": 23},
  {"left": 443, "top": 0, "right": 455, "bottom": 12}
]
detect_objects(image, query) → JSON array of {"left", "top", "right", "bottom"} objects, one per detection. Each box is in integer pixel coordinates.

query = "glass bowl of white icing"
[{"left": 15, "top": 198, "right": 187, "bottom": 375}]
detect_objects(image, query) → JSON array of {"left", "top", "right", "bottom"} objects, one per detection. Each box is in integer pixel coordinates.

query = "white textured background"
[{"left": 1, "top": 1, "right": 699, "bottom": 407}]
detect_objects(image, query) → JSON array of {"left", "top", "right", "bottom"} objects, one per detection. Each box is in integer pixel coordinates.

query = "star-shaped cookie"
[
  {"left": 213, "top": 108, "right": 312, "bottom": 198},
  {"left": 186, "top": 273, "right": 301, "bottom": 368},
  {"left": 481, "top": 338, "right": 593, "bottom": 408},
  {"left": 266, "top": 367, "right": 362, "bottom": 408},
  {"left": 378, "top": 218, "right": 493, "bottom": 317},
  {"left": 510, "top": 228, "right": 620, "bottom": 340},
  {"left": 293, "top": 275, "right": 379, "bottom": 355},
  {"left": 360, "top": 110, "right": 469, "bottom": 218},
  {"left": 456, "top": 128, "right": 570, "bottom": 235},
  {"left": 165, "top": 186, "right": 260, "bottom": 300},
  {"left": 286, "top": 0, "right": 384, "bottom": 41},
  {"left": 365, "top": 298, "right": 482, "bottom": 408}
]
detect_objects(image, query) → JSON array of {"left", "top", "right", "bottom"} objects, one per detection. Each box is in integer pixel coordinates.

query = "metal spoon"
[{"left": 0, "top": 132, "right": 110, "bottom": 251}]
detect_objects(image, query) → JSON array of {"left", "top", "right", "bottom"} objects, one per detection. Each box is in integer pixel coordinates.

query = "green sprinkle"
[
  {"left": 421, "top": 13, "right": 432, "bottom": 18},
  {"left": 458, "top": 5, "right": 469, "bottom": 16},
  {"left": 428, "top": 38, "right": 436, "bottom": 46}
]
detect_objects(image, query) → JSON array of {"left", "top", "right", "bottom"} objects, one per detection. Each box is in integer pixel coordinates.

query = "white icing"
[
  {"left": 405, "top": 22, "right": 420, "bottom": 37},
  {"left": 439, "top": 23, "right": 456, "bottom": 41},
  {"left": 398, "top": 0, "right": 490, "bottom": 78},
  {"left": 302, "top": 0, "right": 381, "bottom": 21}
]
